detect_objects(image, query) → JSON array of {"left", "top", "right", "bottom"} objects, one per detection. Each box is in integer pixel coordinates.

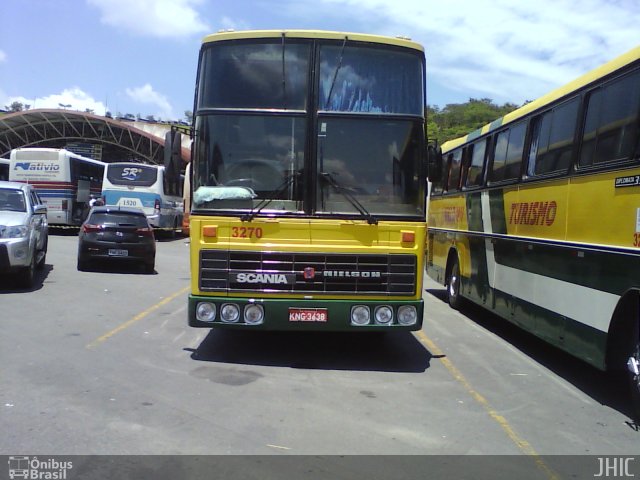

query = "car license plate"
[
  {"left": 288, "top": 308, "right": 328, "bottom": 322},
  {"left": 108, "top": 249, "right": 128, "bottom": 257}
]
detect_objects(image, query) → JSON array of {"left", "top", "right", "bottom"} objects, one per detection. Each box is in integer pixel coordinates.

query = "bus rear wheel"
[{"left": 628, "top": 331, "right": 640, "bottom": 421}]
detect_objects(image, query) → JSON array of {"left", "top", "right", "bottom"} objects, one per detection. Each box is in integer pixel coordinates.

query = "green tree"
[
  {"left": 426, "top": 98, "right": 520, "bottom": 144},
  {"left": 6, "top": 101, "right": 24, "bottom": 112}
]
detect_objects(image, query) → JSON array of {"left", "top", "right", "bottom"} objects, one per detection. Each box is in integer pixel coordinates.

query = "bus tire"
[
  {"left": 628, "top": 324, "right": 640, "bottom": 422},
  {"left": 447, "top": 256, "right": 463, "bottom": 310},
  {"left": 169, "top": 218, "right": 178, "bottom": 239}
]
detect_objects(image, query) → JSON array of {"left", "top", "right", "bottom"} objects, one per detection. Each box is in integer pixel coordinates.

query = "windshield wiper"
[
  {"left": 324, "top": 36, "right": 348, "bottom": 110},
  {"left": 320, "top": 171, "right": 378, "bottom": 225},
  {"left": 241, "top": 172, "right": 300, "bottom": 222}
]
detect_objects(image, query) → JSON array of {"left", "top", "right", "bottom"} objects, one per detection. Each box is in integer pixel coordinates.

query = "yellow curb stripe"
[
  {"left": 415, "top": 330, "right": 560, "bottom": 480},
  {"left": 86, "top": 286, "right": 190, "bottom": 349}
]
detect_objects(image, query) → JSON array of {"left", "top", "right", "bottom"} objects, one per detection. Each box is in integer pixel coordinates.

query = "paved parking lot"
[{"left": 1, "top": 231, "right": 638, "bottom": 478}]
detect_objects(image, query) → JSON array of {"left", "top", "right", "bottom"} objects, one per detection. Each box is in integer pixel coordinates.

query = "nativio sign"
[{"left": 13, "top": 162, "right": 60, "bottom": 172}]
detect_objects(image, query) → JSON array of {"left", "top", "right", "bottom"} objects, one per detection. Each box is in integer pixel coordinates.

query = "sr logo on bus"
[{"left": 121, "top": 167, "right": 142, "bottom": 181}]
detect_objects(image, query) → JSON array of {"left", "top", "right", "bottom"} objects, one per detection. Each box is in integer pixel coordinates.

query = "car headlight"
[{"left": 1, "top": 225, "right": 28, "bottom": 239}]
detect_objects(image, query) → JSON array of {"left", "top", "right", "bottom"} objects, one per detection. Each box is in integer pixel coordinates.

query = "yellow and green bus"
[
  {"left": 174, "top": 30, "right": 428, "bottom": 331},
  {"left": 427, "top": 46, "right": 640, "bottom": 416}
]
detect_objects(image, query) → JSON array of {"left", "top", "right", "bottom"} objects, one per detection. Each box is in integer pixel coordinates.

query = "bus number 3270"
[{"left": 231, "top": 227, "right": 263, "bottom": 239}]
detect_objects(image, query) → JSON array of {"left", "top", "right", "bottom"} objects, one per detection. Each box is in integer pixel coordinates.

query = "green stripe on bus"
[{"left": 493, "top": 238, "right": 637, "bottom": 296}]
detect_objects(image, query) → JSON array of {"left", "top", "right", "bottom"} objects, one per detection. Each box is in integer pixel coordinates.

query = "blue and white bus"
[
  {"left": 9, "top": 147, "right": 105, "bottom": 225},
  {"left": 101, "top": 162, "right": 184, "bottom": 234}
]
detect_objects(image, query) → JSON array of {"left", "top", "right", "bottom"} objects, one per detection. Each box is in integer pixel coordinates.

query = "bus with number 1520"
[{"left": 101, "top": 162, "right": 184, "bottom": 235}]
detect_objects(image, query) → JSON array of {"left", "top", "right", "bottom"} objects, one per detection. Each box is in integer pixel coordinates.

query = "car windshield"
[
  {"left": 0, "top": 188, "right": 27, "bottom": 212},
  {"left": 89, "top": 212, "right": 149, "bottom": 227}
]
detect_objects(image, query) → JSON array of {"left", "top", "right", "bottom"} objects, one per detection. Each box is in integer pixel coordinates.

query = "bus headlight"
[
  {"left": 196, "top": 302, "right": 216, "bottom": 322},
  {"left": 220, "top": 303, "right": 240, "bottom": 323},
  {"left": 397, "top": 305, "right": 418, "bottom": 326},
  {"left": 244, "top": 304, "right": 264, "bottom": 325},
  {"left": 351, "top": 305, "right": 370, "bottom": 326},
  {"left": 374, "top": 306, "right": 393, "bottom": 325}
]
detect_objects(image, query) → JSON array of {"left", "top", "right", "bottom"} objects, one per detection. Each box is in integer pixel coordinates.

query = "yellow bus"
[
  {"left": 169, "top": 29, "right": 428, "bottom": 332},
  {"left": 426, "top": 46, "right": 640, "bottom": 417}
]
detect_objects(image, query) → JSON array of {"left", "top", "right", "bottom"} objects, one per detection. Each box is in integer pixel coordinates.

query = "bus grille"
[{"left": 199, "top": 250, "right": 417, "bottom": 295}]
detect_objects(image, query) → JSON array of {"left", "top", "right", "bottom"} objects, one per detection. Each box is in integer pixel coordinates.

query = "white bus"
[
  {"left": 0, "top": 157, "right": 9, "bottom": 181},
  {"left": 101, "top": 162, "right": 184, "bottom": 234},
  {"left": 9, "top": 147, "right": 105, "bottom": 225}
]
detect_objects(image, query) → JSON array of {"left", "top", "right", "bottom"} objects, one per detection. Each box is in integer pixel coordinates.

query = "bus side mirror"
[
  {"left": 427, "top": 143, "right": 442, "bottom": 183},
  {"left": 164, "top": 130, "right": 183, "bottom": 194}
]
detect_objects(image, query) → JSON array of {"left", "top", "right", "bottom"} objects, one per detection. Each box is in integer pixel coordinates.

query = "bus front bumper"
[{"left": 188, "top": 296, "right": 423, "bottom": 331}]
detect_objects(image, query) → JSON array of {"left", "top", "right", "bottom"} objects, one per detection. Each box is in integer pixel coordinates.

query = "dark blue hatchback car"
[{"left": 77, "top": 206, "right": 156, "bottom": 273}]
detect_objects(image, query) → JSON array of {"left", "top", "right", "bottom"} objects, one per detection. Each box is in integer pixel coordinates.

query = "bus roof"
[
  {"left": 11, "top": 147, "right": 105, "bottom": 165},
  {"left": 441, "top": 45, "right": 640, "bottom": 152},
  {"left": 201, "top": 29, "right": 424, "bottom": 52}
]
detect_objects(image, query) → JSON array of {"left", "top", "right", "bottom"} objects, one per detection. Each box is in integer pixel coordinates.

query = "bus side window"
[
  {"left": 579, "top": 69, "right": 640, "bottom": 167},
  {"left": 489, "top": 122, "right": 526, "bottom": 183},
  {"left": 465, "top": 138, "right": 488, "bottom": 188},
  {"left": 527, "top": 97, "right": 579, "bottom": 176},
  {"left": 445, "top": 148, "right": 463, "bottom": 193}
]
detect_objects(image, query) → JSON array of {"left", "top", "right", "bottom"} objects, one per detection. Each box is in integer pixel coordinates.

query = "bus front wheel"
[{"left": 447, "top": 256, "right": 462, "bottom": 310}]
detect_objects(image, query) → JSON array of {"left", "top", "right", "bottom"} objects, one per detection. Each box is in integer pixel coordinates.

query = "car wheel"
[
  {"left": 37, "top": 238, "right": 48, "bottom": 270},
  {"left": 77, "top": 258, "right": 90, "bottom": 271},
  {"left": 144, "top": 260, "right": 155, "bottom": 274},
  {"left": 17, "top": 253, "right": 36, "bottom": 289}
]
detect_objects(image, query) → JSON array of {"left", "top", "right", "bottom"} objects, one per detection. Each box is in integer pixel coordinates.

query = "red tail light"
[
  {"left": 82, "top": 224, "right": 102, "bottom": 233},
  {"left": 136, "top": 227, "right": 154, "bottom": 237},
  {"left": 154, "top": 199, "right": 161, "bottom": 211}
]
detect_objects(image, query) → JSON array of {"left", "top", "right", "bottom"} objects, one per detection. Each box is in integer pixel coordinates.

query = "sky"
[{"left": 0, "top": 0, "right": 638, "bottom": 121}]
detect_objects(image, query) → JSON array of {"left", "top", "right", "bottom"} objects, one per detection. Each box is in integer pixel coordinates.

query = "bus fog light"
[
  {"left": 351, "top": 305, "right": 371, "bottom": 326},
  {"left": 244, "top": 304, "right": 264, "bottom": 325},
  {"left": 397, "top": 305, "right": 417, "bottom": 326},
  {"left": 374, "top": 306, "right": 393, "bottom": 325},
  {"left": 220, "top": 303, "right": 240, "bottom": 323},
  {"left": 196, "top": 302, "right": 216, "bottom": 322}
]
